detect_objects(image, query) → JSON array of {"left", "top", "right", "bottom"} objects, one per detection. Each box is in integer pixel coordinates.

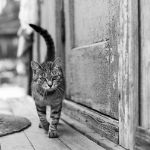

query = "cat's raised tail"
[{"left": 29, "top": 24, "right": 55, "bottom": 61}]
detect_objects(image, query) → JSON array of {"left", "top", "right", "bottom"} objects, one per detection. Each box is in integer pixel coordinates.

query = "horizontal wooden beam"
[
  {"left": 61, "top": 113, "right": 125, "bottom": 150},
  {"left": 62, "top": 99, "right": 119, "bottom": 144}
]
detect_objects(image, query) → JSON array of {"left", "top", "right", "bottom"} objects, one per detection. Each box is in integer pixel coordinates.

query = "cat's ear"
[
  {"left": 53, "top": 57, "right": 62, "bottom": 67},
  {"left": 31, "top": 61, "right": 41, "bottom": 70}
]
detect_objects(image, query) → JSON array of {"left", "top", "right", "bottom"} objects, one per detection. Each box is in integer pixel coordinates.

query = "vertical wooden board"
[
  {"left": 39, "top": 0, "right": 47, "bottom": 62},
  {"left": 64, "top": 0, "right": 74, "bottom": 98},
  {"left": 73, "top": 0, "right": 119, "bottom": 47},
  {"left": 39, "top": 0, "right": 64, "bottom": 66},
  {"left": 140, "top": 0, "right": 150, "bottom": 128},
  {"left": 39, "top": 0, "right": 56, "bottom": 63},
  {"left": 118, "top": 0, "right": 139, "bottom": 149},
  {"left": 66, "top": 42, "right": 118, "bottom": 119}
]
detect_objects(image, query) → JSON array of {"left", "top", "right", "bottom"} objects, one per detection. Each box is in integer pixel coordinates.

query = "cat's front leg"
[
  {"left": 48, "top": 102, "right": 62, "bottom": 138},
  {"left": 35, "top": 104, "right": 49, "bottom": 132}
]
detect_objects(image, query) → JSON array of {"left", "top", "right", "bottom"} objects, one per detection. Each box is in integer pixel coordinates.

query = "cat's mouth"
[{"left": 42, "top": 83, "right": 57, "bottom": 92}]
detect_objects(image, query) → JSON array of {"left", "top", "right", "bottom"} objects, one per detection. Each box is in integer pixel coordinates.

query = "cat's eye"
[
  {"left": 33, "top": 70, "right": 36, "bottom": 74},
  {"left": 40, "top": 73, "right": 45, "bottom": 77},
  {"left": 52, "top": 70, "right": 58, "bottom": 75},
  {"left": 52, "top": 76, "right": 57, "bottom": 80}
]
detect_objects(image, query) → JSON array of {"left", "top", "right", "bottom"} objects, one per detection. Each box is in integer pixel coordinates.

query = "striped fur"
[{"left": 30, "top": 24, "right": 65, "bottom": 138}]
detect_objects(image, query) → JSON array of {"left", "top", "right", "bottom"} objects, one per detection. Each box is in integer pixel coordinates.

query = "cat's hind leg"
[{"left": 35, "top": 104, "right": 49, "bottom": 131}]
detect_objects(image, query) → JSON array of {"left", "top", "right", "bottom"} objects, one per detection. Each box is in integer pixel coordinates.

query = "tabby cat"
[{"left": 29, "top": 24, "right": 65, "bottom": 138}]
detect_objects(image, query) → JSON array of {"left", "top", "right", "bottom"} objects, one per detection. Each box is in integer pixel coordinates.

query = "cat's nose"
[{"left": 48, "top": 81, "right": 52, "bottom": 87}]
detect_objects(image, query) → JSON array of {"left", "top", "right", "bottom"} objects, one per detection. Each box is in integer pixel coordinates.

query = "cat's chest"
[{"left": 32, "top": 81, "right": 64, "bottom": 106}]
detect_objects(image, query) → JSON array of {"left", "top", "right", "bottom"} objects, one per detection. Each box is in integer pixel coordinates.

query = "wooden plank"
[
  {"left": 66, "top": 42, "right": 118, "bottom": 119},
  {"left": 64, "top": 0, "right": 74, "bottom": 97},
  {"left": 59, "top": 120, "right": 105, "bottom": 150},
  {"left": 55, "top": 0, "right": 65, "bottom": 64},
  {"left": 25, "top": 128, "right": 70, "bottom": 150},
  {"left": 140, "top": 0, "right": 150, "bottom": 128},
  {"left": 24, "top": 110, "right": 70, "bottom": 150},
  {"left": 38, "top": 0, "right": 64, "bottom": 67},
  {"left": 118, "top": 0, "right": 139, "bottom": 149},
  {"left": 0, "top": 132, "right": 34, "bottom": 150},
  {"left": 62, "top": 100, "right": 119, "bottom": 144},
  {"left": 135, "top": 127, "right": 150, "bottom": 150},
  {"left": 61, "top": 113, "right": 125, "bottom": 150}
]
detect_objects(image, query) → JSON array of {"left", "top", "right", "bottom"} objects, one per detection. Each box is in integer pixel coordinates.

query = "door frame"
[{"left": 118, "top": 0, "right": 139, "bottom": 149}]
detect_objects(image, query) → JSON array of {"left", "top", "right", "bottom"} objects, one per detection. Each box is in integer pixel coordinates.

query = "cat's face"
[{"left": 31, "top": 59, "right": 63, "bottom": 92}]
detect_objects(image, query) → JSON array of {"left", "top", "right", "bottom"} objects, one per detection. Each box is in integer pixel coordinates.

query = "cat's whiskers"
[
  {"left": 58, "top": 87, "right": 64, "bottom": 92},
  {"left": 56, "top": 88, "right": 63, "bottom": 96}
]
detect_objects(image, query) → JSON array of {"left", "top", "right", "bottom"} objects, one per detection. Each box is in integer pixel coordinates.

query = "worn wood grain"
[
  {"left": 66, "top": 42, "right": 118, "bottom": 119},
  {"left": 59, "top": 120, "right": 105, "bottom": 150},
  {"left": 61, "top": 113, "right": 125, "bottom": 150},
  {"left": 25, "top": 126, "right": 70, "bottom": 150},
  {"left": 118, "top": 0, "right": 139, "bottom": 149},
  {"left": 135, "top": 127, "right": 150, "bottom": 150},
  {"left": 62, "top": 100, "right": 119, "bottom": 143},
  {"left": 64, "top": 0, "right": 74, "bottom": 98},
  {"left": 140, "top": 0, "right": 150, "bottom": 129},
  {"left": 0, "top": 132, "right": 34, "bottom": 150}
]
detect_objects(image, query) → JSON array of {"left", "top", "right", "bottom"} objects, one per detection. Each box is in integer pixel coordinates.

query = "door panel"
[
  {"left": 65, "top": 0, "right": 119, "bottom": 119},
  {"left": 67, "top": 42, "right": 118, "bottom": 119},
  {"left": 73, "top": 0, "right": 119, "bottom": 48},
  {"left": 74, "top": 0, "right": 109, "bottom": 47}
]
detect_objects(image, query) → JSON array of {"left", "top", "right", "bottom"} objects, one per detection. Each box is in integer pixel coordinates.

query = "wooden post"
[
  {"left": 64, "top": 0, "right": 74, "bottom": 97},
  {"left": 118, "top": 0, "right": 139, "bottom": 149},
  {"left": 140, "top": 0, "right": 150, "bottom": 129},
  {"left": 55, "top": 0, "right": 65, "bottom": 71}
]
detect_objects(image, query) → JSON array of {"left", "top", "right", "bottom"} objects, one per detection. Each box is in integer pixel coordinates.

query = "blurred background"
[{"left": 0, "top": 0, "right": 27, "bottom": 90}]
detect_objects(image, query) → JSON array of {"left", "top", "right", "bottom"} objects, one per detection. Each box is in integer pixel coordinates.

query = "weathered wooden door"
[
  {"left": 63, "top": 0, "right": 120, "bottom": 146},
  {"left": 65, "top": 0, "right": 119, "bottom": 119},
  {"left": 63, "top": 0, "right": 139, "bottom": 150}
]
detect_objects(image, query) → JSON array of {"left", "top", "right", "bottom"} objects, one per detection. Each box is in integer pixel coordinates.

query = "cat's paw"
[
  {"left": 39, "top": 122, "right": 49, "bottom": 131},
  {"left": 48, "top": 130, "right": 58, "bottom": 138}
]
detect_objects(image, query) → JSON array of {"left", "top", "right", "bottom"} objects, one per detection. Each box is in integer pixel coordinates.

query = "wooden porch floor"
[{"left": 0, "top": 85, "right": 105, "bottom": 150}]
